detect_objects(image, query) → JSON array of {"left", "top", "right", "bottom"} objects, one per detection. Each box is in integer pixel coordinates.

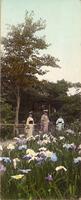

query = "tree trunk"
[
  {"left": 14, "top": 86, "right": 20, "bottom": 136},
  {"left": 49, "top": 104, "right": 51, "bottom": 117}
]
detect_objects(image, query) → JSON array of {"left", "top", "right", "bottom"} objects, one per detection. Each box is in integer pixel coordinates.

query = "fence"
[
  {"left": 0, "top": 122, "right": 56, "bottom": 139},
  {"left": 0, "top": 123, "right": 26, "bottom": 139}
]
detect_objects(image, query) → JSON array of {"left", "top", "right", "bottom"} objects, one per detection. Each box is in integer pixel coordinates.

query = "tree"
[
  {"left": 2, "top": 11, "right": 60, "bottom": 133},
  {"left": 1, "top": 98, "right": 14, "bottom": 123}
]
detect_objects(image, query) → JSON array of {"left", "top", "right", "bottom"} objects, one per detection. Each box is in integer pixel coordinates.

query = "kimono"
[
  {"left": 41, "top": 114, "right": 49, "bottom": 133},
  {"left": 56, "top": 117, "right": 64, "bottom": 131},
  {"left": 25, "top": 116, "right": 34, "bottom": 137}
]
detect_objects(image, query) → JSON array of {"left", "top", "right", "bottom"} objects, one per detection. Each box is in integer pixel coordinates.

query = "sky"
[{"left": 1, "top": 0, "right": 81, "bottom": 83}]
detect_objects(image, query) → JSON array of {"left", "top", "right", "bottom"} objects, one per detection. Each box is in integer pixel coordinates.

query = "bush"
[{"left": 1, "top": 99, "right": 15, "bottom": 139}]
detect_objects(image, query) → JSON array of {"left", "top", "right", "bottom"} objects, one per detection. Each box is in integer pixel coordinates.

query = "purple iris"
[
  {"left": 23, "top": 155, "right": 32, "bottom": 160},
  {"left": 36, "top": 157, "right": 44, "bottom": 162},
  {"left": 45, "top": 174, "right": 53, "bottom": 181},
  {"left": 16, "top": 138, "right": 27, "bottom": 145},
  {"left": 38, "top": 152, "right": 46, "bottom": 159},
  {"left": 0, "top": 163, "right": 6, "bottom": 173},
  {"left": 36, "top": 156, "right": 45, "bottom": 165}
]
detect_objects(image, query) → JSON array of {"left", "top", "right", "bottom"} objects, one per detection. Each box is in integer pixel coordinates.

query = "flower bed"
[{"left": 0, "top": 130, "right": 81, "bottom": 200}]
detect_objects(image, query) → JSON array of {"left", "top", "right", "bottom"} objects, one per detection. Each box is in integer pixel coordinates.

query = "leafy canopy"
[{"left": 2, "top": 11, "right": 60, "bottom": 91}]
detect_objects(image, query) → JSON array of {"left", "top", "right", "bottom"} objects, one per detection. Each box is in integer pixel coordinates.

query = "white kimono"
[
  {"left": 25, "top": 116, "right": 34, "bottom": 137},
  {"left": 56, "top": 117, "right": 64, "bottom": 131}
]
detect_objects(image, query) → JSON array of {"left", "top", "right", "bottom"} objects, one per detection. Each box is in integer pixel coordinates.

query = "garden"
[
  {"left": 1, "top": 9, "right": 81, "bottom": 200},
  {"left": 0, "top": 128, "right": 81, "bottom": 200}
]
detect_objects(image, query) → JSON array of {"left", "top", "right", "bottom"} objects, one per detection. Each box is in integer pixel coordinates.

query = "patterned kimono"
[
  {"left": 25, "top": 116, "right": 34, "bottom": 137},
  {"left": 41, "top": 114, "right": 49, "bottom": 133}
]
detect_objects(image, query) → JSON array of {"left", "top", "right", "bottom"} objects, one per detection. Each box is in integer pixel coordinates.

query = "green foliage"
[
  {"left": 59, "top": 94, "right": 81, "bottom": 123},
  {"left": 1, "top": 128, "right": 81, "bottom": 199},
  {"left": 2, "top": 11, "right": 60, "bottom": 90},
  {"left": 1, "top": 98, "right": 15, "bottom": 139},
  {"left": 1, "top": 98, "right": 14, "bottom": 123},
  {"left": 18, "top": 80, "right": 81, "bottom": 126}
]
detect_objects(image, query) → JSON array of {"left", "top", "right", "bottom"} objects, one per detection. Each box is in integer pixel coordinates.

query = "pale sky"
[{"left": 1, "top": 0, "right": 81, "bottom": 83}]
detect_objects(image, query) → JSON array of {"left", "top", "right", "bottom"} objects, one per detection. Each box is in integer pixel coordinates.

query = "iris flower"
[
  {"left": 34, "top": 135, "right": 40, "bottom": 139},
  {"left": 39, "top": 147, "right": 47, "bottom": 151},
  {"left": 44, "top": 150, "right": 53, "bottom": 157},
  {"left": 18, "top": 169, "right": 31, "bottom": 173},
  {"left": 35, "top": 156, "right": 44, "bottom": 162},
  {"left": 43, "top": 134, "right": 48, "bottom": 138},
  {"left": 78, "top": 144, "right": 81, "bottom": 150},
  {"left": 52, "top": 137, "right": 57, "bottom": 143},
  {"left": 27, "top": 136, "right": 35, "bottom": 141},
  {"left": 14, "top": 137, "right": 27, "bottom": 145},
  {"left": 38, "top": 150, "right": 57, "bottom": 162},
  {"left": 50, "top": 153, "right": 58, "bottom": 162},
  {"left": 24, "top": 149, "right": 37, "bottom": 163},
  {"left": 59, "top": 136, "right": 65, "bottom": 140},
  {"left": 41, "top": 150, "right": 52, "bottom": 158},
  {"left": 7, "top": 143, "right": 15, "bottom": 150},
  {"left": 28, "top": 156, "right": 36, "bottom": 163},
  {"left": 26, "top": 149, "right": 36, "bottom": 156},
  {"left": 55, "top": 166, "right": 67, "bottom": 171},
  {"left": 45, "top": 174, "right": 53, "bottom": 181},
  {"left": 13, "top": 137, "right": 20, "bottom": 141},
  {"left": 43, "top": 139, "right": 51, "bottom": 144},
  {"left": 0, "top": 157, "right": 11, "bottom": 163},
  {"left": 74, "top": 157, "right": 81, "bottom": 163},
  {"left": 11, "top": 174, "right": 24, "bottom": 179},
  {"left": 63, "top": 143, "right": 76, "bottom": 150},
  {"left": 0, "top": 163, "right": 6, "bottom": 173},
  {"left": 37, "top": 137, "right": 51, "bottom": 145},
  {"left": 18, "top": 145, "right": 27, "bottom": 150},
  {"left": 23, "top": 155, "right": 32, "bottom": 160},
  {"left": 37, "top": 140, "right": 43, "bottom": 146}
]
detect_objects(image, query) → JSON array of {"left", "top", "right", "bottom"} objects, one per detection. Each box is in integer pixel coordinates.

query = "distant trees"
[
  {"left": 1, "top": 11, "right": 60, "bottom": 132},
  {"left": 19, "top": 79, "right": 81, "bottom": 125}
]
